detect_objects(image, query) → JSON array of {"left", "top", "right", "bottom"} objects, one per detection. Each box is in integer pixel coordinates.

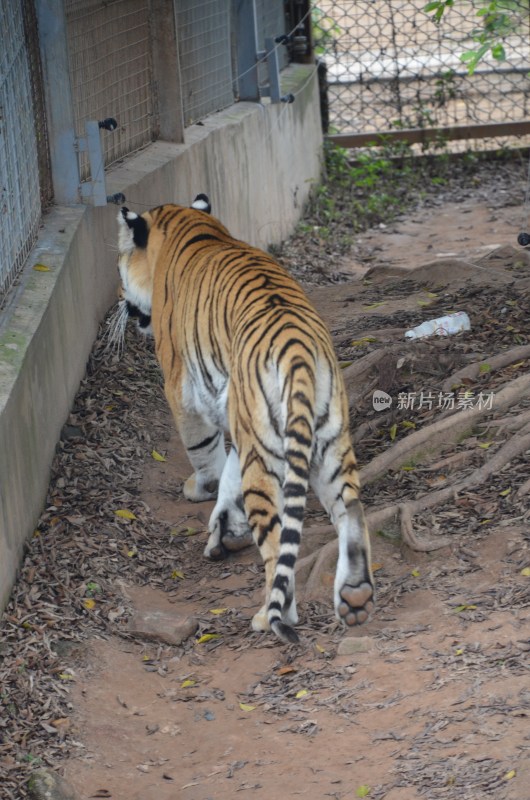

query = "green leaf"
[
  {"left": 491, "top": 43, "right": 506, "bottom": 61},
  {"left": 356, "top": 786, "right": 371, "bottom": 798},
  {"left": 389, "top": 423, "right": 398, "bottom": 441}
]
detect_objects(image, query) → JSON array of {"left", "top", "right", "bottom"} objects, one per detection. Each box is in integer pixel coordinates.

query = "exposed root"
[
  {"left": 399, "top": 504, "right": 452, "bottom": 552},
  {"left": 360, "top": 373, "right": 530, "bottom": 485},
  {"left": 441, "top": 344, "right": 530, "bottom": 393},
  {"left": 516, "top": 475, "right": 530, "bottom": 498},
  {"left": 478, "top": 408, "right": 530, "bottom": 436},
  {"left": 298, "top": 412, "right": 530, "bottom": 596}
]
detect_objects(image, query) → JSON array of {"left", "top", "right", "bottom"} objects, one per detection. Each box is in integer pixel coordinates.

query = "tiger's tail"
[{"left": 268, "top": 354, "right": 316, "bottom": 644}]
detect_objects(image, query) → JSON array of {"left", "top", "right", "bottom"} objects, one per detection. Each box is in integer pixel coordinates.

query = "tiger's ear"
[
  {"left": 191, "top": 193, "right": 211, "bottom": 214},
  {"left": 117, "top": 207, "right": 149, "bottom": 249}
]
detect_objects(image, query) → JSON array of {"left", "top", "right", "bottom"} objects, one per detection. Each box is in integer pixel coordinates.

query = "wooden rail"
[{"left": 327, "top": 121, "right": 530, "bottom": 148}]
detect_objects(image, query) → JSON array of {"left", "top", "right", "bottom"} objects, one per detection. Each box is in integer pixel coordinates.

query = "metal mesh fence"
[
  {"left": 0, "top": 0, "right": 291, "bottom": 311},
  {"left": 176, "top": 0, "right": 235, "bottom": 126},
  {"left": 0, "top": 0, "right": 42, "bottom": 307},
  {"left": 22, "top": 0, "right": 53, "bottom": 210},
  {"left": 315, "top": 0, "right": 530, "bottom": 144},
  {"left": 64, "top": 0, "right": 156, "bottom": 179}
]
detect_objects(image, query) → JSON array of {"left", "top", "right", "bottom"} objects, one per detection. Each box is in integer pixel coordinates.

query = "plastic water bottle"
[{"left": 405, "top": 311, "right": 471, "bottom": 340}]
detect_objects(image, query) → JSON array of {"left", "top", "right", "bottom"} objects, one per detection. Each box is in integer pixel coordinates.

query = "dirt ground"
[{"left": 1, "top": 165, "right": 529, "bottom": 800}]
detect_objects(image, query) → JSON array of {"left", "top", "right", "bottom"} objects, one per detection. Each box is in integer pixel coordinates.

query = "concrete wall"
[{"left": 0, "top": 65, "right": 322, "bottom": 611}]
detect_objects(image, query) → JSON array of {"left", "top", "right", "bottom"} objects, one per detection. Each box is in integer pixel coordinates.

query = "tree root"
[
  {"left": 297, "top": 408, "right": 530, "bottom": 598},
  {"left": 366, "top": 425, "right": 530, "bottom": 538},
  {"left": 516, "top": 475, "right": 530, "bottom": 498},
  {"left": 478, "top": 408, "right": 530, "bottom": 436},
  {"left": 360, "top": 373, "right": 530, "bottom": 485},
  {"left": 341, "top": 348, "right": 397, "bottom": 402},
  {"left": 441, "top": 344, "right": 530, "bottom": 393}
]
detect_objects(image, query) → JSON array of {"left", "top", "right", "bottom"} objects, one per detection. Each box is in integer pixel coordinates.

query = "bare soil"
[{"left": 1, "top": 161, "right": 529, "bottom": 800}]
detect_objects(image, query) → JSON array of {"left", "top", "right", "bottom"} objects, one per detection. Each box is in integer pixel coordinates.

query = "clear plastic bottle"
[{"left": 405, "top": 311, "right": 471, "bottom": 340}]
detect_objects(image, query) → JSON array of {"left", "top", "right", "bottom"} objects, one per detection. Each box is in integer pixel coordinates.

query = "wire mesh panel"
[
  {"left": 64, "top": 0, "right": 156, "bottom": 178},
  {"left": 0, "top": 0, "right": 42, "bottom": 307},
  {"left": 176, "top": 0, "right": 234, "bottom": 126},
  {"left": 316, "top": 0, "right": 530, "bottom": 140}
]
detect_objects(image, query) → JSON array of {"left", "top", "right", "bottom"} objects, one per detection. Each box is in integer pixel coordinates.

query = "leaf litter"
[{"left": 1, "top": 159, "right": 530, "bottom": 799}]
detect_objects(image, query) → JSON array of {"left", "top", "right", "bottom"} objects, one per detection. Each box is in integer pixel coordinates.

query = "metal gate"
[{"left": 314, "top": 0, "right": 530, "bottom": 148}]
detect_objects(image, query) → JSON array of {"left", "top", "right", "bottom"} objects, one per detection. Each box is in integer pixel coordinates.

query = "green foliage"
[
  {"left": 311, "top": 5, "right": 341, "bottom": 56},
  {"left": 425, "top": 1, "right": 529, "bottom": 74},
  {"left": 301, "top": 139, "right": 485, "bottom": 250},
  {"left": 424, "top": 0, "right": 455, "bottom": 22}
]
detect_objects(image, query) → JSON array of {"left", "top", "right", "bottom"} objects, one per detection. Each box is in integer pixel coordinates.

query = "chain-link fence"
[
  {"left": 315, "top": 0, "right": 530, "bottom": 147},
  {"left": 0, "top": 0, "right": 292, "bottom": 310}
]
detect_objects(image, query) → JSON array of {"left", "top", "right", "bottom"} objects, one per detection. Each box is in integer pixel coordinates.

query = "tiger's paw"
[
  {"left": 183, "top": 474, "right": 218, "bottom": 502},
  {"left": 251, "top": 605, "right": 270, "bottom": 632},
  {"left": 204, "top": 503, "right": 253, "bottom": 561},
  {"left": 335, "top": 581, "right": 375, "bottom": 627}
]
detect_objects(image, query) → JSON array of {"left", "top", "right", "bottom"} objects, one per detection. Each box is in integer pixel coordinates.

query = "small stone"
[
  {"left": 28, "top": 768, "right": 80, "bottom": 800},
  {"left": 127, "top": 609, "right": 198, "bottom": 645},
  {"left": 337, "top": 636, "right": 374, "bottom": 656}
]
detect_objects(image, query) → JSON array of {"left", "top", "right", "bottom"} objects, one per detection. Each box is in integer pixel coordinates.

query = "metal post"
[
  {"left": 151, "top": 0, "right": 184, "bottom": 142},
  {"left": 34, "top": 0, "right": 81, "bottom": 205},
  {"left": 265, "top": 37, "right": 280, "bottom": 103},
  {"left": 235, "top": 0, "right": 259, "bottom": 101}
]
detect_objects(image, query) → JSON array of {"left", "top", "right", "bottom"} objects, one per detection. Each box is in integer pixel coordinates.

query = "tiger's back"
[{"left": 117, "top": 200, "right": 374, "bottom": 643}]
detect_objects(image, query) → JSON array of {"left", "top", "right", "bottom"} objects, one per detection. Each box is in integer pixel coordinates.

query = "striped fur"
[{"left": 117, "top": 199, "right": 374, "bottom": 643}]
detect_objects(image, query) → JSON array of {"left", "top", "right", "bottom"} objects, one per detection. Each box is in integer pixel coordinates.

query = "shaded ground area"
[{"left": 1, "top": 159, "right": 529, "bottom": 800}]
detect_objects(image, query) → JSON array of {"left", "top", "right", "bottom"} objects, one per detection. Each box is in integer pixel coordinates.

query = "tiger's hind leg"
[
  {"left": 312, "top": 441, "right": 375, "bottom": 627},
  {"left": 238, "top": 451, "right": 295, "bottom": 634},
  {"left": 205, "top": 446, "right": 254, "bottom": 561},
  {"left": 168, "top": 403, "right": 227, "bottom": 501}
]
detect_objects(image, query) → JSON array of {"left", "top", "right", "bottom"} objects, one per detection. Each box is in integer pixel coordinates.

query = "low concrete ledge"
[{"left": 0, "top": 65, "right": 322, "bottom": 610}]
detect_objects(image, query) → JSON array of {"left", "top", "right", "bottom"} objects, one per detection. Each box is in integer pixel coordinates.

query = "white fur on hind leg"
[{"left": 205, "top": 447, "right": 252, "bottom": 558}]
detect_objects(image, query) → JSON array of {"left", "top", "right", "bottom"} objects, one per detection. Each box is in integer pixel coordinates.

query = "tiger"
[{"left": 116, "top": 195, "right": 374, "bottom": 643}]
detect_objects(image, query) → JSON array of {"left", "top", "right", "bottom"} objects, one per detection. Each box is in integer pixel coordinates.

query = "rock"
[
  {"left": 336, "top": 636, "right": 374, "bottom": 656},
  {"left": 127, "top": 608, "right": 198, "bottom": 645},
  {"left": 28, "top": 769, "right": 80, "bottom": 800}
]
